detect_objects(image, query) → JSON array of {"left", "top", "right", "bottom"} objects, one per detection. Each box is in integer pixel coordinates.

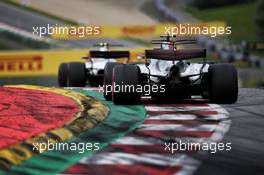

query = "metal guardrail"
[{"left": 0, "top": 22, "right": 51, "bottom": 43}]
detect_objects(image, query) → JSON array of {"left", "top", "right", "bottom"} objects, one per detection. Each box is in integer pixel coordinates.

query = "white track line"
[
  {"left": 146, "top": 113, "right": 228, "bottom": 120},
  {"left": 114, "top": 136, "right": 155, "bottom": 145},
  {"left": 138, "top": 124, "right": 216, "bottom": 131},
  {"left": 79, "top": 152, "right": 199, "bottom": 167},
  {"left": 145, "top": 106, "right": 214, "bottom": 111},
  {"left": 147, "top": 114, "right": 199, "bottom": 120},
  {"left": 113, "top": 136, "right": 205, "bottom": 146}
]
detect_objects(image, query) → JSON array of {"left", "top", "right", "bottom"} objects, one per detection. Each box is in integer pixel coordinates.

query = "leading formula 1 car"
[
  {"left": 58, "top": 42, "right": 130, "bottom": 87},
  {"left": 103, "top": 35, "right": 238, "bottom": 104}
]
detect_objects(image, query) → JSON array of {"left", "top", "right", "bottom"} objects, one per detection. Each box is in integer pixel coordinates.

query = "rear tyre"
[
  {"left": 208, "top": 63, "right": 238, "bottom": 103},
  {"left": 103, "top": 62, "right": 122, "bottom": 100},
  {"left": 112, "top": 64, "right": 141, "bottom": 105},
  {"left": 68, "top": 62, "right": 86, "bottom": 87},
  {"left": 58, "top": 63, "right": 68, "bottom": 87}
]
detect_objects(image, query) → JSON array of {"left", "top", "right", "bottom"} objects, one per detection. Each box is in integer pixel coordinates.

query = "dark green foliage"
[
  {"left": 191, "top": 0, "right": 254, "bottom": 9},
  {"left": 255, "top": 0, "right": 264, "bottom": 41}
]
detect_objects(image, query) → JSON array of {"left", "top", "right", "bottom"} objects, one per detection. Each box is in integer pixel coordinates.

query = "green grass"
[{"left": 188, "top": 2, "right": 257, "bottom": 43}]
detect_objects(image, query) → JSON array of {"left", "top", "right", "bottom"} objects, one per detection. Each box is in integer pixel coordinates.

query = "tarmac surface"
[{"left": 195, "top": 88, "right": 264, "bottom": 175}]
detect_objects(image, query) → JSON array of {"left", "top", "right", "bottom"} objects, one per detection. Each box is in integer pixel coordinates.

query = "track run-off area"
[{"left": 1, "top": 85, "right": 260, "bottom": 175}]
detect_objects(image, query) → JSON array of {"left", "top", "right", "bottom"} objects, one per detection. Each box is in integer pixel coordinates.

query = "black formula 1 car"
[
  {"left": 58, "top": 43, "right": 130, "bottom": 87},
  {"left": 103, "top": 35, "right": 238, "bottom": 104}
]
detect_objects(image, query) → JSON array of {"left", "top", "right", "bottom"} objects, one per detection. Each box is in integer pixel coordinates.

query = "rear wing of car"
[
  {"left": 145, "top": 49, "right": 206, "bottom": 60},
  {"left": 89, "top": 51, "right": 130, "bottom": 59}
]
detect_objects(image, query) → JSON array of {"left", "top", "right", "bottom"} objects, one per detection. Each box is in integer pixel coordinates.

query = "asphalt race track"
[
  {"left": 63, "top": 87, "right": 264, "bottom": 175},
  {"left": 0, "top": 86, "right": 263, "bottom": 174},
  {"left": 195, "top": 88, "right": 264, "bottom": 175}
]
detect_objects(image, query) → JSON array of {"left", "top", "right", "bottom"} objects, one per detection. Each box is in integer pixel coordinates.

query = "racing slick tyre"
[
  {"left": 68, "top": 62, "right": 86, "bottom": 87},
  {"left": 208, "top": 63, "right": 238, "bottom": 103},
  {"left": 103, "top": 62, "right": 122, "bottom": 101},
  {"left": 112, "top": 64, "right": 141, "bottom": 105},
  {"left": 58, "top": 63, "right": 68, "bottom": 87}
]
